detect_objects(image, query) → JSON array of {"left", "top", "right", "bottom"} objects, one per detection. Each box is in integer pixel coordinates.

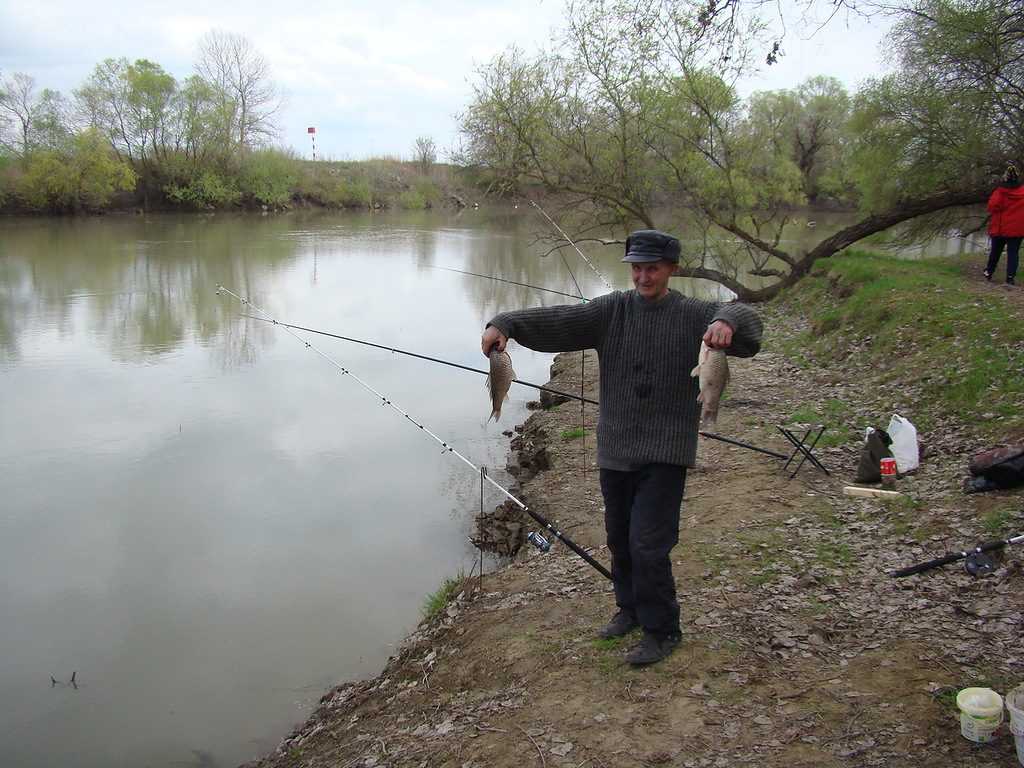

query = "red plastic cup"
[{"left": 880, "top": 457, "right": 897, "bottom": 478}]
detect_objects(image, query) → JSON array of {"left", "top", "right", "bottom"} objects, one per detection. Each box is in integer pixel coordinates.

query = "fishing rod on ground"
[
  {"left": 891, "top": 533, "right": 1024, "bottom": 578},
  {"left": 243, "top": 314, "right": 785, "bottom": 461},
  {"left": 221, "top": 287, "right": 612, "bottom": 582}
]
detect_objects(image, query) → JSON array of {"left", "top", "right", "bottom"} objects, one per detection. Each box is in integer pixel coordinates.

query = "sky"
[{"left": 0, "top": 0, "right": 895, "bottom": 160}]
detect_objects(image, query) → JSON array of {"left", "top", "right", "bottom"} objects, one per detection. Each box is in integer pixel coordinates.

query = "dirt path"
[{"left": 247, "top": 278, "right": 1023, "bottom": 768}]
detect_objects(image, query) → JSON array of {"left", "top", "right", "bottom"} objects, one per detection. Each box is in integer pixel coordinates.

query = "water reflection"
[{"left": 0, "top": 215, "right": 307, "bottom": 363}]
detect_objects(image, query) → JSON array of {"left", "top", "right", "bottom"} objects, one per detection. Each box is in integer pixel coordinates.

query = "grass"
[
  {"left": 590, "top": 634, "right": 632, "bottom": 676},
  {"left": 592, "top": 635, "right": 629, "bottom": 652},
  {"left": 421, "top": 573, "right": 464, "bottom": 620},
  {"left": 560, "top": 427, "right": 586, "bottom": 440},
  {"left": 732, "top": 529, "right": 800, "bottom": 586},
  {"left": 814, "top": 541, "right": 854, "bottom": 569},
  {"left": 776, "top": 249, "right": 1024, "bottom": 434},
  {"left": 982, "top": 507, "right": 1021, "bottom": 537}
]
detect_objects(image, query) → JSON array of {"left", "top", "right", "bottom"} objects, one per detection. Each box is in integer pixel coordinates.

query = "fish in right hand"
[
  {"left": 487, "top": 349, "right": 516, "bottom": 422},
  {"left": 690, "top": 341, "right": 729, "bottom": 428}
]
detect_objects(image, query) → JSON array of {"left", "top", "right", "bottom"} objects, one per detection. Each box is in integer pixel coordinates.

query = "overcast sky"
[{"left": 0, "top": 0, "right": 894, "bottom": 160}]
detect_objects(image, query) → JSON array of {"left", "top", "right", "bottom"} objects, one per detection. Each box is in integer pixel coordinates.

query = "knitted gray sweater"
[{"left": 488, "top": 289, "right": 763, "bottom": 469}]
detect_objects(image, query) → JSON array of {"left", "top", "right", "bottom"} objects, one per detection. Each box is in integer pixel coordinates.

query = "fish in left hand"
[{"left": 487, "top": 349, "right": 516, "bottom": 422}]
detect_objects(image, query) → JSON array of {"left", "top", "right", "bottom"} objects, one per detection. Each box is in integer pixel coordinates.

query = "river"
[{"left": 0, "top": 207, "right": 984, "bottom": 767}]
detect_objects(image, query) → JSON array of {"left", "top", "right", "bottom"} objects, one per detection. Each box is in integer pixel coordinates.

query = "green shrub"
[
  {"left": 397, "top": 189, "right": 427, "bottom": 209},
  {"left": 412, "top": 176, "right": 440, "bottom": 206},
  {"left": 0, "top": 154, "right": 14, "bottom": 206},
  {"left": 17, "top": 129, "right": 135, "bottom": 212},
  {"left": 342, "top": 178, "right": 372, "bottom": 207},
  {"left": 239, "top": 149, "right": 298, "bottom": 206},
  {"left": 165, "top": 169, "right": 240, "bottom": 209}
]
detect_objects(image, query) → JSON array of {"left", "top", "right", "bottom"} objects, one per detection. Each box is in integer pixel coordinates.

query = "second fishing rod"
[{"left": 225, "top": 292, "right": 612, "bottom": 581}]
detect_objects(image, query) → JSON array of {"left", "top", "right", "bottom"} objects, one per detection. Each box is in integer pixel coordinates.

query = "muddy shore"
[{"left": 244, "top": 293, "right": 1023, "bottom": 768}]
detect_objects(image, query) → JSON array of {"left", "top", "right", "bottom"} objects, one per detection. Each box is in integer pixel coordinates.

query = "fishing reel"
[
  {"left": 964, "top": 551, "right": 997, "bottom": 578},
  {"left": 526, "top": 531, "right": 552, "bottom": 553}
]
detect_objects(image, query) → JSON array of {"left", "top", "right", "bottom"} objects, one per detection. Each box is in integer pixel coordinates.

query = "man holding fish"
[{"left": 481, "top": 230, "right": 762, "bottom": 665}]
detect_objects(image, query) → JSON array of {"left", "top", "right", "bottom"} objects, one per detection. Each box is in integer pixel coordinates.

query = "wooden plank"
[{"left": 843, "top": 485, "right": 903, "bottom": 499}]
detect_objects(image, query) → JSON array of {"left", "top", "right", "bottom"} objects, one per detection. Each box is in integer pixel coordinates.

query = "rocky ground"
[{"left": 246, "top": 265, "right": 1024, "bottom": 768}]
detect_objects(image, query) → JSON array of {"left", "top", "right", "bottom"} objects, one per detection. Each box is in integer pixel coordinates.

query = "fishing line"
[
  {"left": 239, "top": 314, "right": 596, "bottom": 405},
  {"left": 426, "top": 265, "right": 586, "bottom": 301},
  {"left": 220, "top": 286, "right": 611, "bottom": 581},
  {"left": 529, "top": 200, "right": 615, "bottom": 292},
  {"left": 546, "top": 228, "right": 590, "bottom": 477}
]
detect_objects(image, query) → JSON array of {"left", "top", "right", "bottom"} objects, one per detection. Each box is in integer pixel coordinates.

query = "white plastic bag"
[{"left": 887, "top": 414, "right": 919, "bottom": 474}]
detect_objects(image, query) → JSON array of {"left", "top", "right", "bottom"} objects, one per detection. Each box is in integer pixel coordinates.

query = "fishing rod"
[
  {"left": 221, "top": 287, "right": 612, "bottom": 581},
  {"left": 892, "top": 533, "right": 1024, "bottom": 578},
  {"left": 240, "top": 314, "right": 597, "bottom": 406},
  {"left": 529, "top": 200, "right": 616, "bottom": 292},
  {"left": 243, "top": 312, "right": 783, "bottom": 460},
  {"left": 426, "top": 265, "right": 586, "bottom": 301}
]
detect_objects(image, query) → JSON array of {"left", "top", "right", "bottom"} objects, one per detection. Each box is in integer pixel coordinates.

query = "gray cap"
[{"left": 622, "top": 230, "right": 681, "bottom": 263}]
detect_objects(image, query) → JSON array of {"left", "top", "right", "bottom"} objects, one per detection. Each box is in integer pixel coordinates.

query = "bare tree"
[
  {"left": 195, "top": 30, "right": 282, "bottom": 151},
  {"left": 0, "top": 72, "right": 39, "bottom": 157},
  {"left": 413, "top": 136, "right": 437, "bottom": 174}
]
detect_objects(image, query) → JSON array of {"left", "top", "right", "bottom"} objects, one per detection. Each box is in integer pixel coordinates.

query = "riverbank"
[
  {"left": 0, "top": 153, "right": 483, "bottom": 215},
  {"left": 245, "top": 251, "right": 1023, "bottom": 768}
]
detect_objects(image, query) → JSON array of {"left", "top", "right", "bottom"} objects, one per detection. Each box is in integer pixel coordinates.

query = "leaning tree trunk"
[{"left": 674, "top": 186, "right": 992, "bottom": 302}]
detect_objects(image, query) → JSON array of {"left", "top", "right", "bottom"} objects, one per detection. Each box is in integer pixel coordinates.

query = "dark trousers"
[
  {"left": 599, "top": 464, "right": 686, "bottom": 637},
  {"left": 986, "top": 236, "right": 1021, "bottom": 281}
]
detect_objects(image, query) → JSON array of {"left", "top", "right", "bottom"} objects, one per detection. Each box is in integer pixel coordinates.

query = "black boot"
[
  {"left": 598, "top": 609, "right": 639, "bottom": 639},
  {"left": 624, "top": 631, "right": 681, "bottom": 665}
]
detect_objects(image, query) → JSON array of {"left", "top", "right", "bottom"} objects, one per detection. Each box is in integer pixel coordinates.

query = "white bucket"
[
  {"left": 1007, "top": 685, "right": 1024, "bottom": 766},
  {"left": 956, "top": 687, "right": 1003, "bottom": 743}
]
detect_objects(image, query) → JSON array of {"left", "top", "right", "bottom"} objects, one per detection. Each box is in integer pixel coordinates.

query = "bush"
[
  {"left": 397, "top": 189, "right": 427, "bottom": 209},
  {"left": 297, "top": 166, "right": 373, "bottom": 208},
  {"left": 0, "top": 154, "right": 15, "bottom": 207},
  {"left": 165, "top": 169, "right": 240, "bottom": 209},
  {"left": 413, "top": 176, "right": 440, "bottom": 206},
  {"left": 16, "top": 129, "right": 136, "bottom": 212},
  {"left": 239, "top": 149, "right": 299, "bottom": 206}
]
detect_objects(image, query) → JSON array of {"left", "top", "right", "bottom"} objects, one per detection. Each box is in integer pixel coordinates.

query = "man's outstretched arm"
[{"left": 482, "top": 295, "right": 613, "bottom": 357}]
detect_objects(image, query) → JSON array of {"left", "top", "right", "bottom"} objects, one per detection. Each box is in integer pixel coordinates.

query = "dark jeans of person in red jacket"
[{"left": 985, "top": 236, "right": 1021, "bottom": 284}]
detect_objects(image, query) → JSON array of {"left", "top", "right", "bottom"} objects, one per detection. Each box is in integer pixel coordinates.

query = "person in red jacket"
[{"left": 985, "top": 164, "right": 1024, "bottom": 285}]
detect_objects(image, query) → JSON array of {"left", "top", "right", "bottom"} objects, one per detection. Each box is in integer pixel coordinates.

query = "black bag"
[
  {"left": 855, "top": 428, "right": 893, "bottom": 484},
  {"left": 964, "top": 445, "right": 1024, "bottom": 493}
]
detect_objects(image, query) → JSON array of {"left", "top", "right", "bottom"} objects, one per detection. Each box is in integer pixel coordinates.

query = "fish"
[
  {"left": 487, "top": 349, "right": 516, "bottom": 422},
  {"left": 690, "top": 341, "right": 729, "bottom": 428}
]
